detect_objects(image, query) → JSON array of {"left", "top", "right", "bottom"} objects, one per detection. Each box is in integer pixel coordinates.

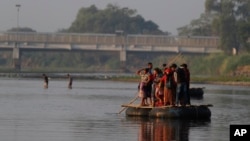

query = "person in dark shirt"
[
  {"left": 181, "top": 63, "right": 191, "bottom": 105},
  {"left": 147, "top": 62, "right": 154, "bottom": 106},
  {"left": 42, "top": 74, "right": 49, "bottom": 89},
  {"left": 171, "top": 64, "right": 187, "bottom": 106},
  {"left": 67, "top": 74, "right": 73, "bottom": 89}
]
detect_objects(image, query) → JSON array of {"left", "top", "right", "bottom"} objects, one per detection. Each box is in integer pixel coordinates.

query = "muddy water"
[{"left": 0, "top": 78, "right": 249, "bottom": 141}]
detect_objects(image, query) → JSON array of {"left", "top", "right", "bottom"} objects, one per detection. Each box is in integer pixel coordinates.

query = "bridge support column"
[
  {"left": 120, "top": 50, "right": 127, "bottom": 72},
  {"left": 13, "top": 47, "right": 21, "bottom": 71}
]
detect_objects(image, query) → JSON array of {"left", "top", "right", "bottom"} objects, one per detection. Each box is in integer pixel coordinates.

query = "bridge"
[{"left": 0, "top": 32, "right": 221, "bottom": 70}]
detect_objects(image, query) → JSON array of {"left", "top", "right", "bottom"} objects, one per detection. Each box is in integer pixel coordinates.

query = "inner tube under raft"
[
  {"left": 125, "top": 105, "right": 211, "bottom": 119},
  {"left": 126, "top": 107, "right": 152, "bottom": 117},
  {"left": 189, "top": 88, "right": 204, "bottom": 99}
]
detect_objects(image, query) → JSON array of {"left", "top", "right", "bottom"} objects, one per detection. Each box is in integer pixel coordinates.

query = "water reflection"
[{"left": 126, "top": 117, "right": 210, "bottom": 141}]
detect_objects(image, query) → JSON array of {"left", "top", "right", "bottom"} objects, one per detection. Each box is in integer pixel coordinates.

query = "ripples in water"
[{"left": 0, "top": 79, "right": 249, "bottom": 141}]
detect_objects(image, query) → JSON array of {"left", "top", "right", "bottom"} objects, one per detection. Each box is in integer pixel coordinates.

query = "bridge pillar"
[
  {"left": 120, "top": 50, "right": 127, "bottom": 71},
  {"left": 13, "top": 47, "right": 21, "bottom": 71}
]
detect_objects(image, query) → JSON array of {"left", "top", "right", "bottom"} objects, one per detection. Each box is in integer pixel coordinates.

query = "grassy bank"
[
  {"left": 1, "top": 53, "right": 250, "bottom": 85},
  {"left": 186, "top": 53, "right": 250, "bottom": 75}
]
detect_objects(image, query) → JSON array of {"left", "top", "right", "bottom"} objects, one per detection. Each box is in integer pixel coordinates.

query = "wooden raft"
[{"left": 121, "top": 104, "right": 213, "bottom": 109}]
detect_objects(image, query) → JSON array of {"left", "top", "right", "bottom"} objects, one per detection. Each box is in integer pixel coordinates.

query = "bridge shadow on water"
[{"left": 125, "top": 117, "right": 210, "bottom": 141}]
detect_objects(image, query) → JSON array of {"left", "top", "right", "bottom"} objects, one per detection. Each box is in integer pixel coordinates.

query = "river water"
[{"left": 0, "top": 78, "right": 249, "bottom": 141}]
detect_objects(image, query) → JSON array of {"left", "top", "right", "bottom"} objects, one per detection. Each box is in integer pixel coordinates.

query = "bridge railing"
[
  {"left": 127, "top": 35, "right": 219, "bottom": 47},
  {"left": 0, "top": 32, "right": 219, "bottom": 48}
]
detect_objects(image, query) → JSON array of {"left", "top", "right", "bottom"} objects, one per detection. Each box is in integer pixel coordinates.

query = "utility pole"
[
  {"left": 13, "top": 4, "right": 21, "bottom": 72},
  {"left": 16, "top": 4, "right": 21, "bottom": 42}
]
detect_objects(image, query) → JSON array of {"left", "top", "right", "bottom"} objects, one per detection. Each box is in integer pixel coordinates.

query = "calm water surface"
[{"left": 0, "top": 78, "right": 249, "bottom": 141}]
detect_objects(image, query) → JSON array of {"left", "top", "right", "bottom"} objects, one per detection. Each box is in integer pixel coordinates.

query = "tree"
[
  {"left": 218, "top": 1, "right": 238, "bottom": 54},
  {"left": 234, "top": 0, "right": 250, "bottom": 52},
  {"left": 67, "top": 4, "right": 164, "bottom": 35},
  {"left": 7, "top": 27, "right": 36, "bottom": 32},
  {"left": 177, "top": 13, "right": 215, "bottom": 36},
  {"left": 178, "top": 0, "right": 250, "bottom": 54},
  {"left": 207, "top": 0, "right": 250, "bottom": 54}
]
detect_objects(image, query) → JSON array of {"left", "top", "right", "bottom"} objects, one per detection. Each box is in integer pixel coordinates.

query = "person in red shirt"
[
  {"left": 152, "top": 67, "right": 163, "bottom": 106},
  {"left": 160, "top": 67, "right": 176, "bottom": 106}
]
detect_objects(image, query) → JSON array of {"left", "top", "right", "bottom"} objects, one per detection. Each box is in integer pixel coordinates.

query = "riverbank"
[
  {"left": 111, "top": 75, "right": 250, "bottom": 86},
  {"left": 0, "top": 72, "right": 135, "bottom": 80},
  {"left": 203, "top": 81, "right": 250, "bottom": 86},
  {"left": 1, "top": 72, "right": 250, "bottom": 86}
]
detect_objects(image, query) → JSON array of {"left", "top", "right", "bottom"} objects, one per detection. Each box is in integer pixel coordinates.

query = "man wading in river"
[
  {"left": 42, "top": 74, "right": 49, "bottom": 89},
  {"left": 67, "top": 74, "right": 73, "bottom": 89}
]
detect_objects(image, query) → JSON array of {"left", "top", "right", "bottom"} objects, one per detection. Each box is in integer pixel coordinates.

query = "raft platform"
[{"left": 121, "top": 104, "right": 212, "bottom": 119}]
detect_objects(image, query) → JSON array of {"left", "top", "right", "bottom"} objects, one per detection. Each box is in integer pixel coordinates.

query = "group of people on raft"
[{"left": 137, "top": 62, "right": 190, "bottom": 107}]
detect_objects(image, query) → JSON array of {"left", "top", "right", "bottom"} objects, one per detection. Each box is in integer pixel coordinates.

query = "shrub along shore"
[
  {"left": 0, "top": 72, "right": 250, "bottom": 86},
  {"left": 0, "top": 53, "right": 250, "bottom": 86}
]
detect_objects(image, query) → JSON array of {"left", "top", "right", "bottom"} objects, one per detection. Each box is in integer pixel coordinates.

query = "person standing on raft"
[
  {"left": 172, "top": 64, "right": 188, "bottom": 106},
  {"left": 181, "top": 63, "right": 191, "bottom": 105},
  {"left": 146, "top": 62, "right": 154, "bottom": 106},
  {"left": 152, "top": 67, "right": 164, "bottom": 106},
  {"left": 137, "top": 68, "right": 150, "bottom": 106},
  {"left": 137, "top": 62, "right": 154, "bottom": 106}
]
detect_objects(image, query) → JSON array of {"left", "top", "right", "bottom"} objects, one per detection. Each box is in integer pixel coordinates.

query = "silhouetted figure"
[
  {"left": 42, "top": 74, "right": 49, "bottom": 89},
  {"left": 181, "top": 63, "right": 191, "bottom": 105},
  {"left": 67, "top": 74, "right": 73, "bottom": 89}
]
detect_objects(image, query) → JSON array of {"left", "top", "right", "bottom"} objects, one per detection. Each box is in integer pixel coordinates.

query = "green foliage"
[
  {"left": 67, "top": 4, "right": 163, "bottom": 35},
  {"left": 186, "top": 53, "right": 250, "bottom": 76},
  {"left": 2, "top": 49, "right": 250, "bottom": 79},
  {"left": 104, "top": 58, "right": 120, "bottom": 70},
  {"left": 7, "top": 27, "right": 36, "bottom": 32},
  {"left": 188, "top": 54, "right": 226, "bottom": 75},
  {"left": 16, "top": 51, "right": 122, "bottom": 72},
  {"left": 178, "top": 0, "right": 250, "bottom": 53},
  {"left": 178, "top": 13, "right": 214, "bottom": 36},
  {"left": 237, "top": 21, "right": 250, "bottom": 52}
]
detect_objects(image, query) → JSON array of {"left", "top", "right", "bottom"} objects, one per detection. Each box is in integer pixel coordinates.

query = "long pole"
[
  {"left": 118, "top": 95, "right": 138, "bottom": 114},
  {"left": 166, "top": 52, "right": 182, "bottom": 67}
]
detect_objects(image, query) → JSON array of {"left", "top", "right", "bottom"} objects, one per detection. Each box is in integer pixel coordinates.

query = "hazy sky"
[{"left": 0, "top": 0, "right": 205, "bottom": 35}]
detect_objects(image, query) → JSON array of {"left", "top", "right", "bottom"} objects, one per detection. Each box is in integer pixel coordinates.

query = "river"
[{"left": 0, "top": 78, "right": 249, "bottom": 141}]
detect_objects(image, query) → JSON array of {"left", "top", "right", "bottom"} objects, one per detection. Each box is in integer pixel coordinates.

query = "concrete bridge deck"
[
  {"left": 0, "top": 32, "right": 220, "bottom": 52},
  {"left": 0, "top": 32, "right": 222, "bottom": 70}
]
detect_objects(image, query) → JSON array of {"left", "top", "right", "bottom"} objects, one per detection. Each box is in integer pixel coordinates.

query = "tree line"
[
  {"left": 7, "top": 2, "right": 250, "bottom": 55},
  {"left": 178, "top": 0, "right": 250, "bottom": 54}
]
